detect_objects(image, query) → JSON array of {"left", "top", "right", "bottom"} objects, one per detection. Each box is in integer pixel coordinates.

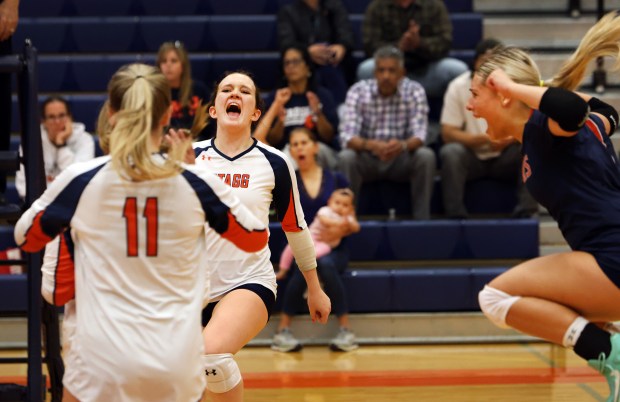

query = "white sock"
[{"left": 562, "top": 316, "right": 589, "bottom": 348}]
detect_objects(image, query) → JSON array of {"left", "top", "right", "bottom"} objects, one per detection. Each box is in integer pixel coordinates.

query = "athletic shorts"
[{"left": 201, "top": 283, "right": 275, "bottom": 327}]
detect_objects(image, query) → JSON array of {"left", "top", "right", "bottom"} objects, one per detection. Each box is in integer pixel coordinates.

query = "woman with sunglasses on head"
[
  {"left": 473, "top": 12, "right": 620, "bottom": 402},
  {"left": 194, "top": 70, "right": 331, "bottom": 402}
]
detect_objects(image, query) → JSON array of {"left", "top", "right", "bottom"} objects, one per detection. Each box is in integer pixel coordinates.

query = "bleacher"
[
  {"left": 1, "top": 0, "right": 539, "bottom": 347},
  {"left": 11, "top": 0, "right": 483, "bottom": 133},
  {"left": 269, "top": 219, "right": 538, "bottom": 314}
]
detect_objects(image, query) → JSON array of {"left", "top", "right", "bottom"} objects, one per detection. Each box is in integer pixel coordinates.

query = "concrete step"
[{"left": 484, "top": 16, "right": 597, "bottom": 50}]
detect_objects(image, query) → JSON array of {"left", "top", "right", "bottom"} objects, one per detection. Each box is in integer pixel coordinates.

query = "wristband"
[{"left": 401, "top": 141, "right": 408, "bottom": 152}]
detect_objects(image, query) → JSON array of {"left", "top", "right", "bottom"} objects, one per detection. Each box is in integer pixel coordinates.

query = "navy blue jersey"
[{"left": 522, "top": 110, "right": 620, "bottom": 283}]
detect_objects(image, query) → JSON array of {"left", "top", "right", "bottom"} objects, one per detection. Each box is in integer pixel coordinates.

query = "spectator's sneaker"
[
  {"left": 588, "top": 333, "right": 620, "bottom": 402},
  {"left": 271, "top": 328, "right": 302, "bottom": 353},
  {"left": 329, "top": 328, "right": 359, "bottom": 352}
]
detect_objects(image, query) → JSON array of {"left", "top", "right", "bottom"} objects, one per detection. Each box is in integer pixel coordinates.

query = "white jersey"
[
  {"left": 15, "top": 155, "right": 267, "bottom": 402},
  {"left": 193, "top": 138, "right": 308, "bottom": 301}
]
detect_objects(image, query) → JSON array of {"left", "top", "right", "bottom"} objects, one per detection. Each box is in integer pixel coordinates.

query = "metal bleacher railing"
[{"left": 0, "top": 40, "right": 63, "bottom": 402}]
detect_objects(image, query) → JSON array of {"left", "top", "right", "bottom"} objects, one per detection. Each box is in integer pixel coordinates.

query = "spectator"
[
  {"left": 0, "top": 0, "right": 18, "bottom": 212},
  {"left": 277, "top": 0, "right": 356, "bottom": 104},
  {"left": 272, "top": 127, "right": 359, "bottom": 352},
  {"left": 339, "top": 46, "right": 436, "bottom": 219},
  {"left": 156, "top": 41, "right": 210, "bottom": 140},
  {"left": 278, "top": 187, "right": 359, "bottom": 278},
  {"left": 357, "top": 0, "right": 468, "bottom": 100},
  {"left": 439, "top": 38, "right": 538, "bottom": 219},
  {"left": 254, "top": 46, "right": 339, "bottom": 170},
  {"left": 15, "top": 96, "right": 95, "bottom": 200}
]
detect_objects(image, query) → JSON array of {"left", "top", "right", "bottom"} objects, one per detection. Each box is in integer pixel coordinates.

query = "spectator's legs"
[
  {"left": 381, "top": 147, "right": 436, "bottom": 219},
  {"left": 340, "top": 150, "right": 387, "bottom": 212},
  {"left": 440, "top": 142, "right": 481, "bottom": 218},
  {"left": 408, "top": 58, "right": 468, "bottom": 99},
  {"left": 315, "top": 252, "right": 348, "bottom": 317},
  {"left": 408, "top": 147, "right": 436, "bottom": 220},
  {"left": 338, "top": 149, "right": 363, "bottom": 202},
  {"left": 280, "top": 266, "right": 309, "bottom": 317}
]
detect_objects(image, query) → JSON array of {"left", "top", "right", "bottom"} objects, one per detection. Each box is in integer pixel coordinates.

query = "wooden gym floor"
[{"left": 0, "top": 342, "right": 610, "bottom": 401}]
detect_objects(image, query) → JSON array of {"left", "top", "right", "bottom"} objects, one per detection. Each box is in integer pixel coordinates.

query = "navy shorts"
[
  {"left": 201, "top": 283, "right": 275, "bottom": 327},
  {"left": 591, "top": 251, "right": 620, "bottom": 288}
]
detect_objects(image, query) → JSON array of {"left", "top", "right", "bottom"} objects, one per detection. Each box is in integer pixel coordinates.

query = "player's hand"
[
  {"left": 486, "top": 69, "right": 515, "bottom": 98},
  {"left": 56, "top": 117, "right": 73, "bottom": 146},
  {"left": 164, "top": 128, "right": 194, "bottom": 164},
  {"left": 307, "top": 287, "right": 331, "bottom": 324}
]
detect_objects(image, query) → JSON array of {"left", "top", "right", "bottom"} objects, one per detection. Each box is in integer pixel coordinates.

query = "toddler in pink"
[{"left": 278, "top": 188, "right": 360, "bottom": 278}]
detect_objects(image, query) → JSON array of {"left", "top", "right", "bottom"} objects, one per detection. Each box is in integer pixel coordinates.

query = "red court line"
[{"left": 243, "top": 367, "right": 605, "bottom": 389}]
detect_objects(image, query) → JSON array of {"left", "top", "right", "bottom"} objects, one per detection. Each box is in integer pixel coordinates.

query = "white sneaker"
[
  {"left": 329, "top": 328, "right": 359, "bottom": 352},
  {"left": 271, "top": 328, "right": 302, "bottom": 353}
]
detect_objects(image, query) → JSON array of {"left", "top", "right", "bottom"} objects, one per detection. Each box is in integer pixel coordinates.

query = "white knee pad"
[
  {"left": 202, "top": 353, "right": 242, "bottom": 393},
  {"left": 478, "top": 285, "right": 521, "bottom": 329}
]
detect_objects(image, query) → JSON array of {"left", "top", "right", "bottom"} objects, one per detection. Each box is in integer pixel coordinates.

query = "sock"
[
  {"left": 563, "top": 316, "right": 588, "bottom": 348},
  {"left": 574, "top": 323, "right": 612, "bottom": 361}
]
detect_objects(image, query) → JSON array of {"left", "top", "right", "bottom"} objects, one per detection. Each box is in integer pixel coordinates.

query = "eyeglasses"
[
  {"left": 283, "top": 58, "right": 304, "bottom": 67},
  {"left": 44, "top": 113, "right": 68, "bottom": 121}
]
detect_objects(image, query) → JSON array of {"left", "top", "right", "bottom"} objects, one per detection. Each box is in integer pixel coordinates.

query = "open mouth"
[{"left": 226, "top": 102, "right": 241, "bottom": 118}]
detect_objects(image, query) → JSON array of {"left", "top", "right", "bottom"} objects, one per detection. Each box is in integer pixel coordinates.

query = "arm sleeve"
[{"left": 284, "top": 228, "right": 317, "bottom": 272}]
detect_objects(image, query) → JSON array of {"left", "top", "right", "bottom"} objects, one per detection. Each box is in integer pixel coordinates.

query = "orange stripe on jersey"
[
  {"left": 586, "top": 118, "right": 606, "bottom": 146},
  {"left": 281, "top": 190, "right": 302, "bottom": 233},
  {"left": 221, "top": 211, "right": 268, "bottom": 253},
  {"left": 53, "top": 234, "right": 75, "bottom": 306},
  {"left": 21, "top": 211, "right": 54, "bottom": 253}
]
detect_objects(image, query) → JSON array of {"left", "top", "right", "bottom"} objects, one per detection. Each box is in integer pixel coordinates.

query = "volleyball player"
[
  {"left": 474, "top": 12, "right": 620, "bottom": 402},
  {"left": 15, "top": 63, "right": 268, "bottom": 402},
  {"left": 193, "top": 71, "right": 331, "bottom": 402}
]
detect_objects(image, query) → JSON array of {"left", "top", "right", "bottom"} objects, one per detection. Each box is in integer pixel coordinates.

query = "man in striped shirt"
[{"left": 339, "top": 46, "right": 436, "bottom": 220}]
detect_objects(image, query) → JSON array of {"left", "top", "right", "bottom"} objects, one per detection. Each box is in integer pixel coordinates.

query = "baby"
[{"left": 277, "top": 188, "right": 360, "bottom": 279}]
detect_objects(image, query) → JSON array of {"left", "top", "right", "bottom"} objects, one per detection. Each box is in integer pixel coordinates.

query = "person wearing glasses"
[
  {"left": 15, "top": 95, "right": 95, "bottom": 199},
  {"left": 254, "top": 45, "right": 339, "bottom": 170}
]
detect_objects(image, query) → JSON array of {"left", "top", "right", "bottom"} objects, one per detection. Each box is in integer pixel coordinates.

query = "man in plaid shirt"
[
  {"left": 356, "top": 0, "right": 467, "bottom": 100},
  {"left": 339, "top": 46, "right": 436, "bottom": 220}
]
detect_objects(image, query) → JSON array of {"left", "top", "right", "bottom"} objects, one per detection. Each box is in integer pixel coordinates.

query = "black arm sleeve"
[
  {"left": 539, "top": 87, "right": 589, "bottom": 132},
  {"left": 588, "top": 97, "right": 618, "bottom": 135}
]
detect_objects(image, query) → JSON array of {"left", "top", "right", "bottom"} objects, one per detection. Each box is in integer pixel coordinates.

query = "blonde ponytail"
[
  {"left": 549, "top": 11, "right": 620, "bottom": 90},
  {"left": 107, "top": 63, "right": 179, "bottom": 181}
]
